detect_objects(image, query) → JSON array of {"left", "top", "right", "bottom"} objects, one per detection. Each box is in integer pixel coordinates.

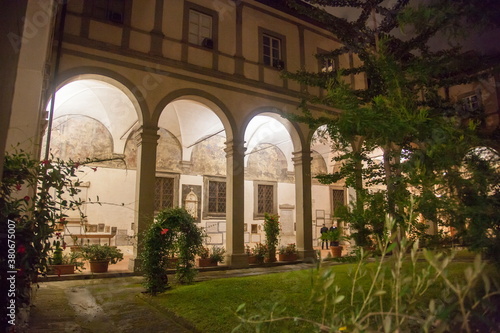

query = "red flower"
[
  {"left": 161, "top": 228, "right": 169, "bottom": 235},
  {"left": 41, "top": 159, "right": 50, "bottom": 165},
  {"left": 15, "top": 183, "right": 22, "bottom": 191},
  {"left": 91, "top": 167, "right": 97, "bottom": 172},
  {"left": 62, "top": 242, "right": 67, "bottom": 250},
  {"left": 23, "top": 196, "right": 30, "bottom": 201},
  {"left": 73, "top": 162, "right": 80, "bottom": 168},
  {"left": 17, "top": 244, "right": 26, "bottom": 254},
  {"left": 59, "top": 217, "right": 66, "bottom": 223}
]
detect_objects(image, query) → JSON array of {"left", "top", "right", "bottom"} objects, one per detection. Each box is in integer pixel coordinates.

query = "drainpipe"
[{"left": 44, "top": 0, "right": 67, "bottom": 161}]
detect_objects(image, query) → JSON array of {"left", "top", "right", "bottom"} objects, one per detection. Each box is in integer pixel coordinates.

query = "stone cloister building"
[
  {"left": 3, "top": 0, "right": 498, "bottom": 270},
  {"left": 4, "top": 0, "right": 359, "bottom": 269}
]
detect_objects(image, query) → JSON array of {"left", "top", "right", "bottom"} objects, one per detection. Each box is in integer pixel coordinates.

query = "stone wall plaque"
[
  {"left": 182, "top": 185, "right": 202, "bottom": 223},
  {"left": 206, "top": 233, "right": 223, "bottom": 245},
  {"left": 205, "top": 222, "right": 219, "bottom": 233}
]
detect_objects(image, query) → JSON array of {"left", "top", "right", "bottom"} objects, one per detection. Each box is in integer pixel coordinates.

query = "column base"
[
  {"left": 128, "top": 257, "right": 143, "bottom": 273},
  {"left": 298, "top": 249, "right": 317, "bottom": 263},
  {"left": 225, "top": 253, "right": 250, "bottom": 268}
]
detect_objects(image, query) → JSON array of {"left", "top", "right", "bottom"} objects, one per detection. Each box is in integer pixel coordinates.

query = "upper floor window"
[
  {"left": 321, "top": 58, "right": 335, "bottom": 72},
  {"left": 317, "top": 49, "right": 339, "bottom": 73},
  {"left": 92, "top": 0, "right": 125, "bottom": 24},
  {"left": 262, "top": 34, "right": 284, "bottom": 69},
  {"left": 189, "top": 9, "right": 213, "bottom": 48},
  {"left": 462, "top": 92, "right": 481, "bottom": 114}
]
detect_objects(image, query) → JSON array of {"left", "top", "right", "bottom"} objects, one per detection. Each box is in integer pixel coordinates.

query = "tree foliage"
[{"left": 284, "top": 0, "right": 500, "bottom": 258}]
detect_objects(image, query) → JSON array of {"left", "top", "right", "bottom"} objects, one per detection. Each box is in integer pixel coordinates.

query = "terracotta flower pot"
[
  {"left": 89, "top": 260, "right": 109, "bottom": 273},
  {"left": 330, "top": 246, "right": 343, "bottom": 258},
  {"left": 48, "top": 264, "right": 75, "bottom": 276},
  {"left": 197, "top": 258, "right": 217, "bottom": 267},
  {"left": 278, "top": 254, "right": 298, "bottom": 262},
  {"left": 248, "top": 255, "right": 264, "bottom": 265}
]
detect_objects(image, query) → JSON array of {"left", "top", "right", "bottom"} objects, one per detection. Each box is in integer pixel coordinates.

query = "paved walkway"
[{"left": 26, "top": 261, "right": 318, "bottom": 333}]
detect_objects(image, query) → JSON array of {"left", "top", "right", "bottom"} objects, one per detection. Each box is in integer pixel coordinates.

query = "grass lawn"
[{"left": 143, "top": 256, "right": 500, "bottom": 333}]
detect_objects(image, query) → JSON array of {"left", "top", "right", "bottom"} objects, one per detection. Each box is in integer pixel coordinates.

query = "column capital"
[
  {"left": 135, "top": 126, "right": 160, "bottom": 146},
  {"left": 292, "top": 150, "right": 312, "bottom": 165},
  {"left": 224, "top": 139, "right": 246, "bottom": 156}
]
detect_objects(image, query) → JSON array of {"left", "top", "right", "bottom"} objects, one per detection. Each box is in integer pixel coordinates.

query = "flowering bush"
[
  {"left": 278, "top": 243, "right": 297, "bottom": 255},
  {"left": 251, "top": 243, "right": 268, "bottom": 260},
  {"left": 0, "top": 150, "right": 101, "bottom": 327},
  {"left": 141, "top": 207, "right": 205, "bottom": 295}
]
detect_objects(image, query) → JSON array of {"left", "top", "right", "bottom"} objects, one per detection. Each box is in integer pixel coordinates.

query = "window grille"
[
  {"left": 155, "top": 177, "right": 174, "bottom": 211},
  {"left": 208, "top": 181, "right": 226, "bottom": 213},
  {"left": 332, "top": 189, "right": 345, "bottom": 215},
  {"left": 257, "top": 184, "right": 274, "bottom": 214}
]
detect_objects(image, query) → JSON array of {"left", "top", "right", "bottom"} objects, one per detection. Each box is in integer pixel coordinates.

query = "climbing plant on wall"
[{"left": 141, "top": 207, "right": 204, "bottom": 295}]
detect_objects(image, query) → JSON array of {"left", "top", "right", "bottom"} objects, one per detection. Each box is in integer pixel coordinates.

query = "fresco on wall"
[
  {"left": 122, "top": 127, "right": 182, "bottom": 172},
  {"left": 311, "top": 150, "right": 328, "bottom": 177},
  {"left": 156, "top": 128, "right": 182, "bottom": 172},
  {"left": 47, "top": 115, "right": 114, "bottom": 162},
  {"left": 246, "top": 144, "right": 290, "bottom": 182},
  {"left": 191, "top": 135, "right": 226, "bottom": 176},
  {"left": 123, "top": 134, "right": 138, "bottom": 169}
]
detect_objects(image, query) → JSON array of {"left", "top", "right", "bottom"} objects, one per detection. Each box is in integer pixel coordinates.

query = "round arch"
[
  {"left": 242, "top": 106, "right": 305, "bottom": 153},
  {"left": 54, "top": 67, "right": 149, "bottom": 125},
  {"left": 151, "top": 89, "right": 236, "bottom": 142}
]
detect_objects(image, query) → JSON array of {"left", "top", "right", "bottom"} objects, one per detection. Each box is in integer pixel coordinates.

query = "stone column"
[
  {"left": 224, "top": 139, "right": 248, "bottom": 267},
  {"left": 293, "top": 150, "right": 316, "bottom": 261},
  {"left": 128, "top": 126, "right": 159, "bottom": 272}
]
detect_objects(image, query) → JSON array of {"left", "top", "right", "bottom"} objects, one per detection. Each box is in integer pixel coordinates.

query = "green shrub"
[
  {"left": 263, "top": 213, "right": 280, "bottom": 261},
  {"left": 141, "top": 207, "right": 204, "bottom": 295}
]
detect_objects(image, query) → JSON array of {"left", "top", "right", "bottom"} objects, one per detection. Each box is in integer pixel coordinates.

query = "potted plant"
[
  {"left": 248, "top": 243, "right": 267, "bottom": 264},
  {"left": 197, "top": 246, "right": 226, "bottom": 267},
  {"left": 81, "top": 244, "right": 123, "bottom": 273},
  {"left": 209, "top": 246, "right": 226, "bottom": 265},
  {"left": 321, "top": 228, "right": 345, "bottom": 257},
  {"left": 278, "top": 243, "right": 298, "bottom": 262},
  {"left": 197, "top": 246, "right": 216, "bottom": 267},
  {"left": 48, "top": 243, "right": 84, "bottom": 276}
]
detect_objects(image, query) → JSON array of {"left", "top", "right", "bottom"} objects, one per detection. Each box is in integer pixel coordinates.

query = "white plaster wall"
[
  {"left": 243, "top": 179, "right": 255, "bottom": 224},
  {"left": 312, "top": 184, "right": 331, "bottom": 220},
  {"left": 77, "top": 168, "right": 136, "bottom": 232},
  {"left": 278, "top": 182, "right": 296, "bottom": 211}
]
